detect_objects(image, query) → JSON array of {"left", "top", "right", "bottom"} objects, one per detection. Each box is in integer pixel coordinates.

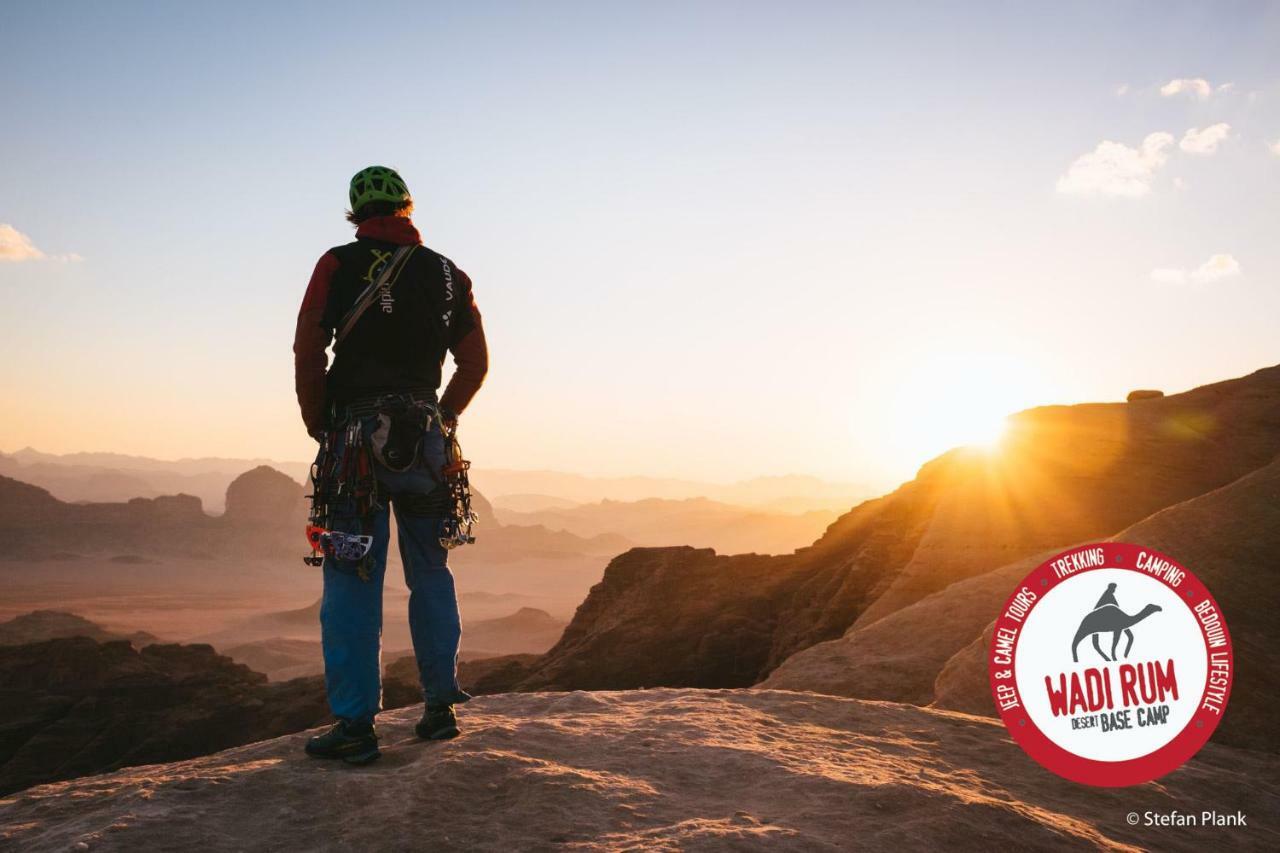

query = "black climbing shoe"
[
  {"left": 415, "top": 704, "right": 460, "bottom": 740},
  {"left": 305, "top": 719, "right": 380, "bottom": 764}
]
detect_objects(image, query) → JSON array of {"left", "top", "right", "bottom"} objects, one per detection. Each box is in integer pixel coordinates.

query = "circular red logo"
[{"left": 989, "top": 542, "right": 1233, "bottom": 786}]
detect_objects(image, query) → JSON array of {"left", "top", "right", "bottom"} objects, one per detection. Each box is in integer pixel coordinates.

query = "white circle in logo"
[{"left": 1014, "top": 568, "right": 1207, "bottom": 762}]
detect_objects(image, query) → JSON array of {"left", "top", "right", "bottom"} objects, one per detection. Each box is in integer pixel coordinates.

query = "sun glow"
[
  {"left": 872, "top": 351, "right": 1049, "bottom": 473},
  {"left": 948, "top": 407, "right": 1012, "bottom": 450}
]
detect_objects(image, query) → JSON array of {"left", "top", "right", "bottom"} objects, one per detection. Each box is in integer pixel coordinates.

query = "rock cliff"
[
  {"left": 0, "top": 637, "right": 422, "bottom": 795},
  {"left": 504, "top": 366, "right": 1280, "bottom": 692}
]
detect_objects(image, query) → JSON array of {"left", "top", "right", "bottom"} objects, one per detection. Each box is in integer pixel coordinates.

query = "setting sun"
[
  {"left": 947, "top": 407, "right": 1012, "bottom": 450},
  {"left": 874, "top": 352, "right": 1047, "bottom": 471}
]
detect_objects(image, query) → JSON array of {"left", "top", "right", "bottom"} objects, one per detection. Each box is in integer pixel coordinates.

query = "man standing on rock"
[{"left": 293, "top": 166, "right": 488, "bottom": 763}]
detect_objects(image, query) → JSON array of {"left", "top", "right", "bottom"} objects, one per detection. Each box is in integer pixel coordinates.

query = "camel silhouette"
[{"left": 1071, "top": 603, "right": 1162, "bottom": 663}]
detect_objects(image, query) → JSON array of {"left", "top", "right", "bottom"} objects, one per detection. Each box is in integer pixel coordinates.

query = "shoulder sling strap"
[{"left": 335, "top": 244, "right": 416, "bottom": 345}]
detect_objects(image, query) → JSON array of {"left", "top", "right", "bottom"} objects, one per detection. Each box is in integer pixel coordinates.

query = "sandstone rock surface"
[{"left": 2, "top": 690, "right": 1276, "bottom": 852}]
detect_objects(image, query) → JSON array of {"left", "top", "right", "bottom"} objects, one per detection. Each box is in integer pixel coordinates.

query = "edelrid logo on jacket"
[{"left": 363, "top": 250, "right": 398, "bottom": 314}]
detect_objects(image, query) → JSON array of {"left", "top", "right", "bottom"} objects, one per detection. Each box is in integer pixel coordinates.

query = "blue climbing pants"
[{"left": 317, "top": 414, "right": 471, "bottom": 722}]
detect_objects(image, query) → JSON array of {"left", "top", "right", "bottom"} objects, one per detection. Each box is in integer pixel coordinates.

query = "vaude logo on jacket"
[
  {"left": 989, "top": 542, "right": 1232, "bottom": 786},
  {"left": 440, "top": 255, "right": 454, "bottom": 328}
]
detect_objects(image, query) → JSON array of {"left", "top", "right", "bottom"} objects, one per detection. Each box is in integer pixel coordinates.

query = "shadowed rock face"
[
  {"left": 762, "top": 557, "right": 1035, "bottom": 706},
  {"left": 503, "top": 366, "right": 1280, "bottom": 693},
  {"left": 1, "top": 690, "right": 1277, "bottom": 852},
  {"left": 0, "top": 637, "right": 423, "bottom": 795},
  {"left": 523, "top": 547, "right": 793, "bottom": 690}
]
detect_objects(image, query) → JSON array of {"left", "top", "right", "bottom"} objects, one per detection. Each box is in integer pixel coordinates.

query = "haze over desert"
[{"left": 3, "top": 2, "right": 1278, "bottom": 850}]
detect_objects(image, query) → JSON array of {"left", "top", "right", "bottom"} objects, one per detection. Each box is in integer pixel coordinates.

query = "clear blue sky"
[{"left": 2, "top": 2, "right": 1278, "bottom": 488}]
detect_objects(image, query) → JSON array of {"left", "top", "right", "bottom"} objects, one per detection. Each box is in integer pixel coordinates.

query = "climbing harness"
[
  {"left": 438, "top": 417, "right": 478, "bottom": 550},
  {"left": 304, "top": 395, "right": 479, "bottom": 574},
  {"left": 369, "top": 396, "right": 433, "bottom": 473}
]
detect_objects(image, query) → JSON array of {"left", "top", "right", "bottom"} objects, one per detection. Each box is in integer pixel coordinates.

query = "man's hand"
[{"left": 439, "top": 406, "right": 458, "bottom": 433}]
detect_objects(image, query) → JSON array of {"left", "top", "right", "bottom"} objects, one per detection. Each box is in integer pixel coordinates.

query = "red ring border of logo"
[{"left": 989, "top": 542, "right": 1233, "bottom": 787}]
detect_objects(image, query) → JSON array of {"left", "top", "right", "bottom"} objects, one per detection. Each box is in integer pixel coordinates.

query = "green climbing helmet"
[{"left": 348, "top": 166, "right": 411, "bottom": 213}]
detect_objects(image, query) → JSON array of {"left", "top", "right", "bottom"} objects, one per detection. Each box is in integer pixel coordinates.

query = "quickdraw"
[
  {"left": 304, "top": 420, "right": 381, "bottom": 579},
  {"left": 438, "top": 419, "right": 478, "bottom": 549},
  {"left": 305, "top": 526, "right": 374, "bottom": 562}
]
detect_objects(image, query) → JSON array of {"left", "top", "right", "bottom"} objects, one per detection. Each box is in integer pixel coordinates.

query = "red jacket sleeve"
[
  {"left": 293, "top": 252, "right": 338, "bottom": 437},
  {"left": 439, "top": 270, "right": 488, "bottom": 416}
]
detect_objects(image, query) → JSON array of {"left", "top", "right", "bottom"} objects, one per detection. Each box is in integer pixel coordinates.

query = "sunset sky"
[{"left": 2, "top": 2, "right": 1278, "bottom": 490}]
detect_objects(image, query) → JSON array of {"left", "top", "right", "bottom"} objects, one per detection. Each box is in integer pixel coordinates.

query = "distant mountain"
[
  {"left": 0, "top": 611, "right": 156, "bottom": 647},
  {"left": 387, "top": 652, "right": 541, "bottom": 697},
  {"left": 3, "top": 447, "right": 310, "bottom": 478},
  {"left": 458, "top": 591, "right": 536, "bottom": 609},
  {"left": 222, "top": 465, "right": 309, "bottom": 525},
  {"left": 476, "top": 523, "right": 632, "bottom": 560},
  {"left": 463, "top": 607, "right": 567, "bottom": 655},
  {"left": 3, "top": 447, "right": 869, "bottom": 516},
  {"left": 205, "top": 603, "right": 566, "bottom": 666},
  {"left": 0, "top": 463, "right": 624, "bottom": 566},
  {"left": 193, "top": 599, "right": 320, "bottom": 648},
  {"left": 220, "top": 637, "right": 428, "bottom": 682},
  {"left": 0, "top": 466, "right": 305, "bottom": 560},
  {"left": 473, "top": 469, "right": 869, "bottom": 513},
  {"left": 490, "top": 493, "right": 582, "bottom": 512},
  {"left": 220, "top": 638, "right": 327, "bottom": 682},
  {"left": 206, "top": 600, "right": 565, "bottom": 684},
  {"left": 494, "top": 496, "right": 837, "bottom": 556},
  {"left": 0, "top": 448, "right": 311, "bottom": 513}
]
